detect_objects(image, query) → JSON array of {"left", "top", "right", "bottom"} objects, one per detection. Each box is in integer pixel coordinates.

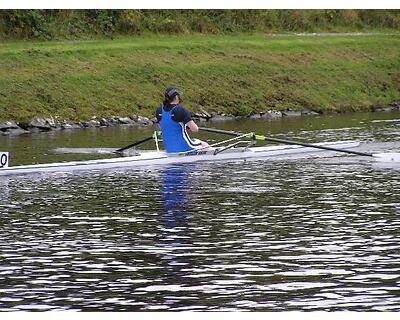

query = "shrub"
[{"left": 1, "top": 9, "right": 399, "bottom": 40}]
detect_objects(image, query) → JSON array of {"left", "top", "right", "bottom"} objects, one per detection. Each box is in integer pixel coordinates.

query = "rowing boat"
[{"left": 0, "top": 140, "right": 360, "bottom": 176}]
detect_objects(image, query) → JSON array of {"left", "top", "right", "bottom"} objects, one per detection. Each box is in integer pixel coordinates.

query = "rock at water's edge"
[
  {"left": 5, "top": 128, "right": 30, "bottom": 136},
  {"left": 117, "top": 117, "right": 136, "bottom": 125},
  {"left": 260, "top": 111, "right": 283, "bottom": 119},
  {"left": 209, "top": 114, "right": 236, "bottom": 122},
  {"left": 28, "top": 117, "right": 52, "bottom": 130},
  {"left": 0, "top": 120, "right": 20, "bottom": 131},
  {"left": 282, "top": 111, "right": 302, "bottom": 117}
]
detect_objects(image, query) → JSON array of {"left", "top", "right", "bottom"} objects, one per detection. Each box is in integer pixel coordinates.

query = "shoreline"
[{"left": 1, "top": 105, "right": 399, "bottom": 137}]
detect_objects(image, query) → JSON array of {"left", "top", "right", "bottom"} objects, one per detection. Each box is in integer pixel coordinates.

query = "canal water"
[{"left": 0, "top": 112, "right": 399, "bottom": 311}]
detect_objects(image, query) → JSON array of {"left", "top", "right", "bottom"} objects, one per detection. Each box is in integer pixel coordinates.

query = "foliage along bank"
[{"left": 1, "top": 9, "right": 400, "bottom": 40}]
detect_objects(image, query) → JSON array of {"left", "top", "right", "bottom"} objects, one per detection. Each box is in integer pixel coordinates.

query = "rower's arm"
[{"left": 186, "top": 120, "right": 199, "bottom": 133}]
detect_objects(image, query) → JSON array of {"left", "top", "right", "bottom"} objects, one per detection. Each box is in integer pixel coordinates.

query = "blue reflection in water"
[
  {"left": 159, "top": 164, "right": 193, "bottom": 230},
  {"left": 158, "top": 164, "right": 198, "bottom": 280}
]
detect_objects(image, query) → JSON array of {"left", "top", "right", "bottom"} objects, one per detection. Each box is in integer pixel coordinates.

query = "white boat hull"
[{"left": 0, "top": 141, "right": 360, "bottom": 176}]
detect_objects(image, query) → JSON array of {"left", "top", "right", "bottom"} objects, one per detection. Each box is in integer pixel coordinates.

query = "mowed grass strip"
[{"left": 0, "top": 34, "right": 399, "bottom": 121}]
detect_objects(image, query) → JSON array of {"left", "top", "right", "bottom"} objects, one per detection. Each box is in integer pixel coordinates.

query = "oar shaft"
[
  {"left": 199, "top": 127, "right": 373, "bottom": 157},
  {"left": 262, "top": 136, "right": 373, "bottom": 157},
  {"left": 115, "top": 136, "right": 153, "bottom": 153},
  {"left": 200, "top": 127, "right": 242, "bottom": 137}
]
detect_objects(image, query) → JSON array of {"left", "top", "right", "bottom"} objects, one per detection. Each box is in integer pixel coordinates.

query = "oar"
[
  {"left": 199, "top": 127, "right": 400, "bottom": 162},
  {"left": 114, "top": 136, "right": 154, "bottom": 154},
  {"left": 53, "top": 135, "right": 154, "bottom": 155}
]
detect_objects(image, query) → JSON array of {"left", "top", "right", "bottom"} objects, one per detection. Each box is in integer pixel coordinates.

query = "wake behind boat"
[{"left": 0, "top": 140, "right": 360, "bottom": 176}]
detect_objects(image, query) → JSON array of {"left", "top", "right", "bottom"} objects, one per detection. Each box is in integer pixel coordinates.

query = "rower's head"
[{"left": 164, "top": 87, "right": 182, "bottom": 104}]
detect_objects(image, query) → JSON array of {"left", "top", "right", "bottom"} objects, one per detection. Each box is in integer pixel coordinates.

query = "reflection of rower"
[
  {"left": 160, "top": 165, "right": 192, "bottom": 231},
  {"left": 158, "top": 164, "right": 204, "bottom": 286},
  {"left": 155, "top": 87, "right": 209, "bottom": 153}
]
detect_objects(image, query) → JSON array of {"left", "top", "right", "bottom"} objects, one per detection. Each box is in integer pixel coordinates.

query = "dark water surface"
[{"left": 0, "top": 112, "right": 399, "bottom": 311}]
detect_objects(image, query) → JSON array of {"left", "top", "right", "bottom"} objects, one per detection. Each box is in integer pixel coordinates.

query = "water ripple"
[{"left": 0, "top": 116, "right": 400, "bottom": 311}]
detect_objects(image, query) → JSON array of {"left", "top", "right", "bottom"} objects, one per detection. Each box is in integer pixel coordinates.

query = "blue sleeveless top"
[{"left": 159, "top": 105, "right": 201, "bottom": 153}]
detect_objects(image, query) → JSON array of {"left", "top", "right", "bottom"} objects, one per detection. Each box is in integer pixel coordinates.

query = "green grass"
[{"left": 0, "top": 34, "right": 399, "bottom": 122}]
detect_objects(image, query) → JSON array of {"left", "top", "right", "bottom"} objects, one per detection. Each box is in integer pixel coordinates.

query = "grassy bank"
[{"left": 0, "top": 34, "right": 399, "bottom": 122}]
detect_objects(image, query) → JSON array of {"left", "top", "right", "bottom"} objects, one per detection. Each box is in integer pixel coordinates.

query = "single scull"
[{"left": 0, "top": 140, "right": 360, "bottom": 176}]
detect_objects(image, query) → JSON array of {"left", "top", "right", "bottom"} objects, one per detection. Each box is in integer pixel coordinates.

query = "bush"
[
  {"left": 158, "top": 17, "right": 187, "bottom": 33},
  {"left": 95, "top": 10, "right": 116, "bottom": 36},
  {"left": 0, "top": 9, "right": 52, "bottom": 39},
  {"left": 117, "top": 10, "right": 142, "bottom": 34},
  {"left": 1, "top": 9, "right": 399, "bottom": 40}
]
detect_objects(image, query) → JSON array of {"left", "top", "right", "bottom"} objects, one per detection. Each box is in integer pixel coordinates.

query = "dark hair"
[{"left": 163, "top": 87, "right": 181, "bottom": 107}]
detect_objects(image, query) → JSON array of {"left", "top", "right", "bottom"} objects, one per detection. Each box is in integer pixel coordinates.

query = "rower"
[{"left": 155, "top": 87, "right": 209, "bottom": 153}]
